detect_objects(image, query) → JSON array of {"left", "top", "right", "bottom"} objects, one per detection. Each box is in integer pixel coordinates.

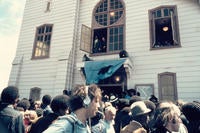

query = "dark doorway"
[
  {"left": 98, "top": 66, "right": 127, "bottom": 98},
  {"left": 100, "top": 85, "right": 123, "bottom": 98}
]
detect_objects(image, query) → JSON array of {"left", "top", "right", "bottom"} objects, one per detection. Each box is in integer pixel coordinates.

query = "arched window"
[
  {"left": 92, "top": 0, "right": 125, "bottom": 54},
  {"left": 80, "top": 0, "right": 125, "bottom": 55}
]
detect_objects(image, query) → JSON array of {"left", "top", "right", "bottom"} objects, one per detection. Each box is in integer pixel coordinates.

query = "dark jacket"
[
  {"left": 0, "top": 105, "right": 25, "bottom": 133},
  {"left": 28, "top": 113, "right": 59, "bottom": 133}
]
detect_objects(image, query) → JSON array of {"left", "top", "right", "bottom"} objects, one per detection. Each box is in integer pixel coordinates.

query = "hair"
[
  {"left": 17, "top": 98, "right": 31, "bottom": 111},
  {"left": 69, "top": 84, "right": 101, "bottom": 112},
  {"left": 50, "top": 94, "right": 69, "bottom": 113},
  {"left": 1, "top": 86, "right": 19, "bottom": 104},
  {"left": 152, "top": 101, "right": 181, "bottom": 128},
  {"left": 42, "top": 95, "right": 52, "bottom": 105}
]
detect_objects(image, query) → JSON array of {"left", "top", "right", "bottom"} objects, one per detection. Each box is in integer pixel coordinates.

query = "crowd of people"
[{"left": 0, "top": 85, "right": 199, "bottom": 133}]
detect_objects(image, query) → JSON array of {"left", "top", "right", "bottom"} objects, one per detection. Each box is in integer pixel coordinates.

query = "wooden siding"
[
  {"left": 9, "top": 0, "right": 78, "bottom": 98},
  {"left": 9, "top": 0, "right": 200, "bottom": 101},
  {"left": 124, "top": 0, "right": 200, "bottom": 101},
  {"left": 75, "top": 0, "right": 200, "bottom": 102}
]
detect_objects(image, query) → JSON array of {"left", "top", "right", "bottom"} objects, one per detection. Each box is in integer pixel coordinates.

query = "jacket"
[
  {"left": 43, "top": 112, "right": 91, "bottom": 133},
  {"left": 0, "top": 105, "right": 25, "bottom": 133}
]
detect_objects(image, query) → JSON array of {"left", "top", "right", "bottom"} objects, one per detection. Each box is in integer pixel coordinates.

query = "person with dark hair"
[
  {"left": 149, "top": 95, "right": 158, "bottom": 105},
  {"left": 0, "top": 86, "right": 25, "bottom": 133},
  {"left": 182, "top": 101, "right": 200, "bottom": 133},
  {"left": 40, "top": 94, "right": 53, "bottom": 116},
  {"left": 43, "top": 84, "right": 102, "bottom": 133},
  {"left": 114, "top": 98, "right": 131, "bottom": 133},
  {"left": 17, "top": 98, "right": 31, "bottom": 112},
  {"left": 129, "top": 101, "right": 151, "bottom": 133},
  {"left": 29, "top": 94, "right": 70, "bottom": 133}
]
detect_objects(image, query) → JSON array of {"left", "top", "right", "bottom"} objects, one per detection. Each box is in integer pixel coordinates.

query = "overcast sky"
[{"left": 0, "top": 0, "right": 26, "bottom": 93}]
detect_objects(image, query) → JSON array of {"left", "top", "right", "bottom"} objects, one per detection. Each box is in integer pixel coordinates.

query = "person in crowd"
[
  {"left": 91, "top": 109, "right": 104, "bottom": 133},
  {"left": 29, "top": 94, "right": 70, "bottom": 133},
  {"left": 91, "top": 103, "right": 116, "bottom": 133},
  {"left": 182, "top": 101, "right": 200, "bottom": 133},
  {"left": 23, "top": 110, "right": 38, "bottom": 133},
  {"left": 129, "top": 95, "right": 142, "bottom": 105},
  {"left": 17, "top": 98, "right": 31, "bottom": 112},
  {"left": 40, "top": 94, "right": 53, "bottom": 116},
  {"left": 114, "top": 98, "right": 132, "bottom": 133},
  {"left": 120, "top": 120, "right": 147, "bottom": 133},
  {"left": 101, "top": 37, "right": 107, "bottom": 52},
  {"left": 125, "top": 89, "right": 137, "bottom": 100},
  {"left": 129, "top": 101, "right": 151, "bottom": 133},
  {"left": 149, "top": 95, "right": 158, "bottom": 105},
  {"left": 151, "top": 101, "right": 188, "bottom": 133},
  {"left": 43, "top": 84, "right": 102, "bottom": 133},
  {"left": 93, "top": 36, "right": 101, "bottom": 53},
  {"left": 0, "top": 86, "right": 25, "bottom": 133},
  {"left": 143, "top": 100, "right": 156, "bottom": 118}
]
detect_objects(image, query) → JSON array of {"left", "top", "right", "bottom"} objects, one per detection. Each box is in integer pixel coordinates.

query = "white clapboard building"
[{"left": 9, "top": 0, "right": 200, "bottom": 102}]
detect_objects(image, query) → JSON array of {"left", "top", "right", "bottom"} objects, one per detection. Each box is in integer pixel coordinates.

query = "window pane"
[
  {"left": 114, "top": 35, "right": 118, "bottom": 42},
  {"left": 119, "top": 27, "right": 123, "bottom": 34},
  {"left": 119, "top": 35, "right": 123, "bottom": 41},
  {"left": 114, "top": 28, "right": 118, "bottom": 34},
  {"left": 109, "top": 43, "right": 113, "bottom": 51},
  {"left": 38, "top": 28, "right": 41, "bottom": 34},
  {"left": 110, "top": 10, "right": 123, "bottom": 25},
  {"left": 114, "top": 43, "right": 118, "bottom": 50},
  {"left": 119, "top": 42, "right": 123, "bottom": 50},
  {"left": 164, "top": 8, "right": 169, "bottom": 16},
  {"left": 110, "top": 36, "right": 113, "bottom": 42},
  {"left": 156, "top": 10, "right": 161, "bottom": 17}
]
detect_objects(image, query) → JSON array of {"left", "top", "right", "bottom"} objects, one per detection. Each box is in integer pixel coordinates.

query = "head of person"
[
  {"left": 1, "top": 86, "right": 19, "bottom": 105},
  {"left": 120, "top": 120, "right": 147, "bottom": 133},
  {"left": 42, "top": 94, "right": 52, "bottom": 105},
  {"left": 17, "top": 98, "right": 31, "bottom": 111},
  {"left": 129, "top": 101, "right": 151, "bottom": 127},
  {"left": 104, "top": 104, "right": 116, "bottom": 123},
  {"left": 69, "top": 84, "right": 102, "bottom": 118},
  {"left": 50, "top": 94, "right": 70, "bottom": 116},
  {"left": 153, "top": 101, "right": 183, "bottom": 132}
]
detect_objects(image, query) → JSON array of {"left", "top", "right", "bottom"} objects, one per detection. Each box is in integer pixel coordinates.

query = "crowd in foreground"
[{"left": 0, "top": 85, "right": 199, "bottom": 133}]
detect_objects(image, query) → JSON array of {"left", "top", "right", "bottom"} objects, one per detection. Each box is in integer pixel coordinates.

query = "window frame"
[
  {"left": 32, "top": 24, "right": 53, "bottom": 60},
  {"left": 149, "top": 5, "right": 181, "bottom": 50},
  {"left": 135, "top": 84, "right": 154, "bottom": 100},
  {"left": 91, "top": 0, "right": 126, "bottom": 56},
  {"left": 158, "top": 72, "right": 178, "bottom": 101}
]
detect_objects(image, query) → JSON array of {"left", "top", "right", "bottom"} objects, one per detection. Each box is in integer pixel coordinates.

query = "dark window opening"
[
  {"left": 149, "top": 6, "right": 180, "bottom": 50},
  {"left": 154, "top": 18, "right": 174, "bottom": 48},
  {"left": 93, "top": 28, "right": 107, "bottom": 53}
]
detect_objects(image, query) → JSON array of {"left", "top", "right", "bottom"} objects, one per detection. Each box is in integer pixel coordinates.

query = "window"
[
  {"left": 135, "top": 84, "right": 154, "bottom": 100},
  {"left": 80, "top": 0, "right": 125, "bottom": 55},
  {"left": 32, "top": 24, "right": 53, "bottom": 59},
  {"left": 158, "top": 72, "right": 177, "bottom": 101},
  {"left": 29, "top": 87, "right": 41, "bottom": 101},
  {"left": 149, "top": 5, "right": 180, "bottom": 49}
]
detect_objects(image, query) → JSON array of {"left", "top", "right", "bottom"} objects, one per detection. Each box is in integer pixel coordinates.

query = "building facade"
[{"left": 9, "top": 0, "right": 200, "bottom": 102}]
